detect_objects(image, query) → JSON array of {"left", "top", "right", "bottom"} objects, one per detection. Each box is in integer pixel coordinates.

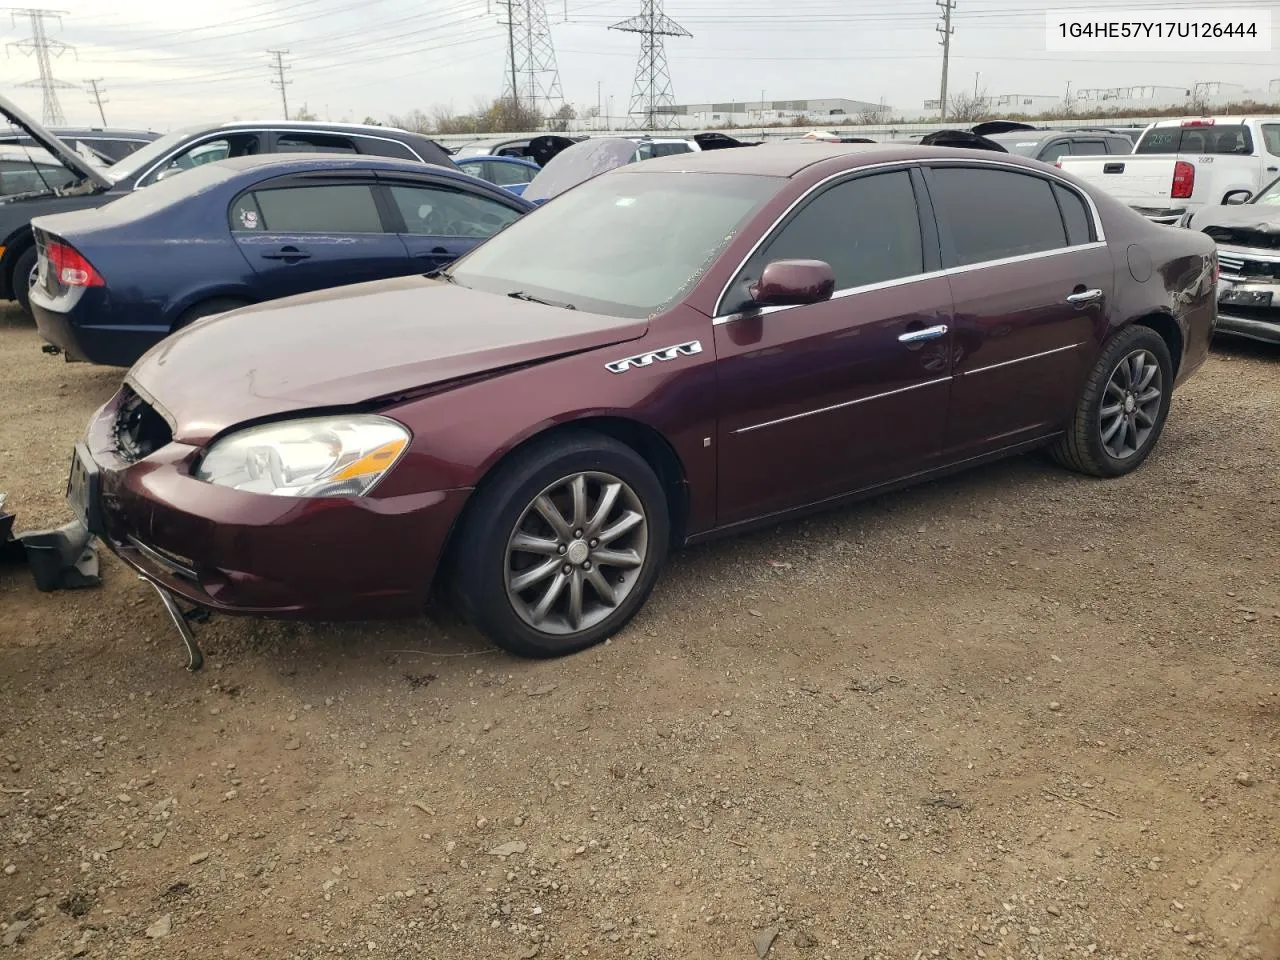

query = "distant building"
[{"left": 665, "top": 98, "right": 890, "bottom": 127}]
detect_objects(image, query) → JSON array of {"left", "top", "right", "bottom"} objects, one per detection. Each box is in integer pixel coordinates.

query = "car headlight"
[{"left": 195, "top": 415, "right": 409, "bottom": 497}]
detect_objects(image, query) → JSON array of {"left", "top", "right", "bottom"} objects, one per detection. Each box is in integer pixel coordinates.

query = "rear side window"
[
  {"left": 748, "top": 169, "right": 923, "bottom": 291},
  {"left": 1072, "top": 139, "right": 1108, "bottom": 156},
  {"left": 228, "top": 192, "right": 265, "bottom": 231},
  {"left": 353, "top": 136, "right": 417, "bottom": 161},
  {"left": 1106, "top": 136, "right": 1132, "bottom": 154},
  {"left": 1052, "top": 183, "right": 1093, "bottom": 245},
  {"left": 1135, "top": 125, "right": 1254, "bottom": 155},
  {"left": 249, "top": 184, "right": 383, "bottom": 232},
  {"left": 929, "top": 167, "right": 1067, "bottom": 266},
  {"left": 276, "top": 133, "right": 358, "bottom": 154}
]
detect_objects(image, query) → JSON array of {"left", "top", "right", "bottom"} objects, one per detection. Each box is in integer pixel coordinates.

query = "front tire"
[
  {"left": 1050, "top": 325, "right": 1173, "bottom": 477},
  {"left": 452, "top": 431, "right": 670, "bottom": 658}
]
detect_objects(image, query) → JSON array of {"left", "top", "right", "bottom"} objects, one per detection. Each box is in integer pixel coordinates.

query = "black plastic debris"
[{"left": 0, "top": 492, "right": 101, "bottom": 591}]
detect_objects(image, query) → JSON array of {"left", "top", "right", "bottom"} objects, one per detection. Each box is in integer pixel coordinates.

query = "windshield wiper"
[
  {"left": 425, "top": 267, "right": 456, "bottom": 283},
  {"left": 507, "top": 290, "right": 576, "bottom": 310}
]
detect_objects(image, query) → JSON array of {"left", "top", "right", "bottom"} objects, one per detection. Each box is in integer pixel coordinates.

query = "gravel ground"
[{"left": 1, "top": 307, "right": 1278, "bottom": 960}]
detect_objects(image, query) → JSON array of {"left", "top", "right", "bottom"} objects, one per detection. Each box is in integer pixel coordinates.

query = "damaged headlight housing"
[{"left": 195, "top": 415, "right": 410, "bottom": 497}]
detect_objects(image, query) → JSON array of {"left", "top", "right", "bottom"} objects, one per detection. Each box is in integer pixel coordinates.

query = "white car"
[{"left": 1058, "top": 116, "right": 1280, "bottom": 224}]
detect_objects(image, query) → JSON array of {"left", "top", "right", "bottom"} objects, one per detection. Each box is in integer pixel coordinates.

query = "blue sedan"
[
  {"left": 29, "top": 154, "right": 533, "bottom": 367},
  {"left": 453, "top": 155, "right": 541, "bottom": 196}
]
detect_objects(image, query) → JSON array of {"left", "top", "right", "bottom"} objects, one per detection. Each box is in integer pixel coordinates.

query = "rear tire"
[
  {"left": 172, "top": 297, "right": 249, "bottom": 332},
  {"left": 12, "top": 245, "right": 38, "bottom": 318},
  {"left": 1050, "top": 325, "right": 1173, "bottom": 478},
  {"left": 452, "top": 431, "right": 670, "bottom": 658}
]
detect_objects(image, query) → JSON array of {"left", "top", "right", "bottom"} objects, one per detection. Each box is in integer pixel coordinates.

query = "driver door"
[{"left": 378, "top": 176, "right": 524, "bottom": 272}]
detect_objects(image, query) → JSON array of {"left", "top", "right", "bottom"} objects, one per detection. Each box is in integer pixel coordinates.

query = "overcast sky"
[{"left": 0, "top": 0, "right": 1276, "bottom": 130}]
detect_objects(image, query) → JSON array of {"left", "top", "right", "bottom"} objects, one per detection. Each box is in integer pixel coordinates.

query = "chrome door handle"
[
  {"left": 1066, "top": 288, "right": 1103, "bottom": 304},
  {"left": 898, "top": 324, "right": 949, "bottom": 344}
]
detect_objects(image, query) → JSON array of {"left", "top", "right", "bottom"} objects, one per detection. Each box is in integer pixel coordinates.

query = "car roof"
[
  {"left": 1147, "top": 116, "right": 1275, "bottom": 127},
  {"left": 621, "top": 141, "right": 1049, "bottom": 178},
  {"left": 210, "top": 153, "right": 460, "bottom": 177}
]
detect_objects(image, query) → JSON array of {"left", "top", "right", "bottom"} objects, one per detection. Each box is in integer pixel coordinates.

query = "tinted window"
[
  {"left": 146, "top": 134, "right": 259, "bottom": 185},
  {"left": 388, "top": 183, "right": 520, "bottom": 238},
  {"left": 930, "top": 167, "right": 1066, "bottom": 265},
  {"left": 1106, "top": 136, "right": 1133, "bottom": 154},
  {"left": 80, "top": 138, "right": 146, "bottom": 162},
  {"left": 276, "top": 133, "right": 358, "bottom": 154},
  {"left": 1135, "top": 125, "right": 1254, "bottom": 155},
  {"left": 1072, "top": 139, "right": 1108, "bottom": 156},
  {"left": 228, "top": 192, "right": 266, "bottom": 231},
  {"left": 1039, "top": 141, "right": 1070, "bottom": 162},
  {"left": 354, "top": 136, "right": 416, "bottom": 161},
  {"left": 748, "top": 170, "right": 923, "bottom": 292},
  {"left": 1262, "top": 124, "right": 1280, "bottom": 156},
  {"left": 252, "top": 184, "right": 382, "bottom": 232},
  {"left": 486, "top": 160, "right": 536, "bottom": 186},
  {"left": 1052, "top": 183, "right": 1093, "bottom": 245}
]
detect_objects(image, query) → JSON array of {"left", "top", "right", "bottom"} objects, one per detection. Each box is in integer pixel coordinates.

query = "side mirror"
[
  {"left": 749, "top": 259, "right": 836, "bottom": 307},
  {"left": 1223, "top": 190, "right": 1252, "bottom": 205}
]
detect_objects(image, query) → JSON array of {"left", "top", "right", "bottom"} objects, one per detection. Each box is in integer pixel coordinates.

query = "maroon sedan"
[{"left": 69, "top": 143, "right": 1217, "bottom": 659}]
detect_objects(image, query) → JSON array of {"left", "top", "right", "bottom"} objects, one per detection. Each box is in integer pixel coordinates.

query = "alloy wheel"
[
  {"left": 505, "top": 471, "right": 649, "bottom": 635},
  {"left": 1099, "top": 348, "right": 1163, "bottom": 460}
]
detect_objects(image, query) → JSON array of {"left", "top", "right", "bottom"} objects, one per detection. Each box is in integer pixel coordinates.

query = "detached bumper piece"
[{"left": 0, "top": 494, "right": 101, "bottom": 591}]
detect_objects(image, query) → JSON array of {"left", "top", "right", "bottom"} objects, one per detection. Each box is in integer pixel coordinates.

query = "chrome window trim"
[
  {"left": 960, "top": 341, "right": 1085, "bottom": 377},
  {"left": 712, "top": 156, "right": 1107, "bottom": 318},
  {"left": 712, "top": 241, "right": 1109, "bottom": 326},
  {"left": 733, "top": 376, "right": 952, "bottom": 435},
  {"left": 132, "top": 129, "right": 427, "bottom": 189}
]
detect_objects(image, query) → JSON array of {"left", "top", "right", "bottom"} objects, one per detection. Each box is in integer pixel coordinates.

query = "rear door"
[
  {"left": 923, "top": 163, "right": 1111, "bottom": 458},
  {"left": 377, "top": 173, "right": 524, "bottom": 272},
  {"left": 230, "top": 172, "right": 412, "bottom": 299}
]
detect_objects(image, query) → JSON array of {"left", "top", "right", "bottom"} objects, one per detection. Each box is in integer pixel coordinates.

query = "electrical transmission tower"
[
  {"left": 5, "top": 7, "right": 76, "bottom": 125},
  {"left": 85, "top": 76, "right": 106, "bottom": 125},
  {"left": 497, "top": 0, "right": 564, "bottom": 119},
  {"left": 936, "top": 0, "right": 955, "bottom": 121},
  {"left": 267, "top": 49, "right": 291, "bottom": 119},
  {"left": 609, "top": 0, "right": 690, "bottom": 131}
]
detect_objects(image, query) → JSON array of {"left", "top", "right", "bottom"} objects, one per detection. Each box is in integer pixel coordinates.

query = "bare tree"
[
  {"left": 856, "top": 107, "right": 883, "bottom": 125},
  {"left": 487, "top": 97, "right": 543, "bottom": 133},
  {"left": 548, "top": 103, "right": 576, "bottom": 132},
  {"left": 945, "top": 90, "right": 989, "bottom": 124},
  {"left": 293, "top": 103, "right": 318, "bottom": 121},
  {"left": 388, "top": 109, "right": 432, "bottom": 133}
]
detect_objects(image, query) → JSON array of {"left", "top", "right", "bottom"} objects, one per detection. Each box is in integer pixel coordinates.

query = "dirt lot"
[{"left": 0, "top": 307, "right": 1277, "bottom": 960}]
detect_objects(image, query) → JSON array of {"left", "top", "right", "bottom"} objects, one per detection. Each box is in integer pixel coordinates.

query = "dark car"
[
  {"left": 1184, "top": 174, "right": 1280, "bottom": 344},
  {"left": 0, "top": 126, "right": 158, "bottom": 163},
  {"left": 30, "top": 155, "right": 532, "bottom": 366},
  {"left": 0, "top": 94, "right": 456, "bottom": 315},
  {"left": 68, "top": 143, "right": 1216, "bottom": 661},
  {"left": 983, "top": 129, "right": 1134, "bottom": 164}
]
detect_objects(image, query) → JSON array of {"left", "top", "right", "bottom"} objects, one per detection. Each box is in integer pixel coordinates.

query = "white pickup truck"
[{"left": 1058, "top": 116, "right": 1280, "bottom": 224}]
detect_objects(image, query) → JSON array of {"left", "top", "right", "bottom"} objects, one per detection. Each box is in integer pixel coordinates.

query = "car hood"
[
  {"left": 127, "top": 275, "right": 649, "bottom": 445},
  {"left": 1188, "top": 204, "right": 1280, "bottom": 233},
  {"left": 0, "top": 93, "right": 111, "bottom": 189}
]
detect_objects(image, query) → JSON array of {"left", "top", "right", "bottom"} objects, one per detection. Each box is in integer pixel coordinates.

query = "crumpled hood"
[
  {"left": 1188, "top": 203, "right": 1280, "bottom": 233},
  {"left": 127, "top": 275, "right": 648, "bottom": 445}
]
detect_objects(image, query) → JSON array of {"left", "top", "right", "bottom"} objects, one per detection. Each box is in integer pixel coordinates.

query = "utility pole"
[
  {"left": 973, "top": 71, "right": 979, "bottom": 97},
  {"left": 86, "top": 76, "right": 106, "bottom": 125},
  {"left": 497, "top": 0, "right": 518, "bottom": 112},
  {"left": 5, "top": 7, "right": 76, "bottom": 126},
  {"left": 936, "top": 0, "right": 955, "bottom": 121},
  {"left": 596, "top": 79, "right": 602, "bottom": 128},
  {"left": 267, "top": 48, "right": 291, "bottom": 120},
  {"left": 610, "top": 0, "right": 691, "bottom": 130}
]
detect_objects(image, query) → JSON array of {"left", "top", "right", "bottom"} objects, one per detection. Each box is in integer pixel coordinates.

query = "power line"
[
  {"left": 609, "top": 0, "right": 690, "bottom": 130},
  {"left": 267, "top": 48, "right": 291, "bottom": 119},
  {"left": 5, "top": 7, "right": 76, "bottom": 125},
  {"left": 85, "top": 76, "right": 106, "bottom": 124}
]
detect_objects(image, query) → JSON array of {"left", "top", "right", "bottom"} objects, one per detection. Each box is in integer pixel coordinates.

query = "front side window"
[
  {"left": 145, "top": 134, "right": 259, "bottom": 185},
  {"left": 1261, "top": 124, "right": 1280, "bottom": 157},
  {"left": 247, "top": 184, "right": 383, "bottom": 233},
  {"left": 1254, "top": 176, "right": 1280, "bottom": 206},
  {"left": 735, "top": 170, "right": 923, "bottom": 302},
  {"left": 485, "top": 160, "right": 536, "bottom": 186},
  {"left": 448, "top": 171, "right": 778, "bottom": 318},
  {"left": 388, "top": 184, "right": 521, "bottom": 237},
  {"left": 929, "top": 167, "right": 1068, "bottom": 266}
]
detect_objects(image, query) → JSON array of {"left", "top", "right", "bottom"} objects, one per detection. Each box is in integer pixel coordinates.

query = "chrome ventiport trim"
[{"left": 605, "top": 339, "right": 702, "bottom": 374}]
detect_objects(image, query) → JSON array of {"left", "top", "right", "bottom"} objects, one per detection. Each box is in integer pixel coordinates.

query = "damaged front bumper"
[{"left": 0, "top": 492, "right": 100, "bottom": 591}]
